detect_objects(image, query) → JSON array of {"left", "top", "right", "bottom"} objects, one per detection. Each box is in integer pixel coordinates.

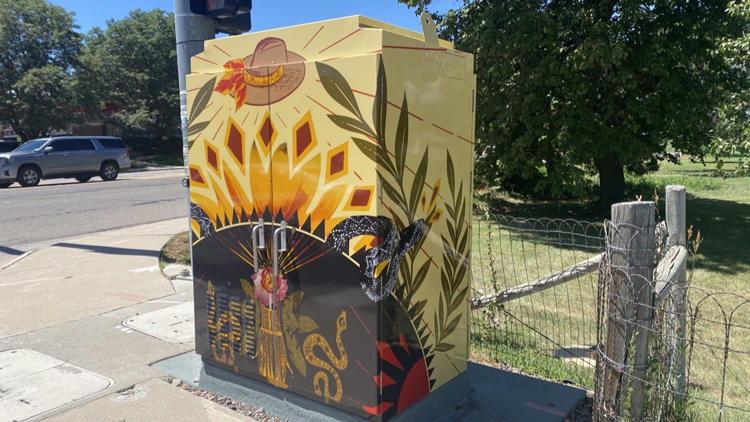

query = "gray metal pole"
[{"left": 173, "top": 0, "right": 214, "bottom": 273}]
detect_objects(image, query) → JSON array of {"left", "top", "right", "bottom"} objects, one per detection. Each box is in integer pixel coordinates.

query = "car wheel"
[
  {"left": 0, "top": 182, "right": 11, "bottom": 188},
  {"left": 75, "top": 176, "right": 91, "bottom": 183},
  {"left": 18, "top": 166, "right": 41, "bottom": 187},
  {"left": 100, "top": 162, "right": 119, "bottom": 181}
]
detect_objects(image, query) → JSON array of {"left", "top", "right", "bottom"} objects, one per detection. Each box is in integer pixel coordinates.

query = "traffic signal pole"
[{"left": 173, "top": 0, "right": 214, "bottom": 273}]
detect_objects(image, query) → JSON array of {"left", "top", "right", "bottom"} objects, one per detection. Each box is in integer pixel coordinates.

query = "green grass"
[
  {"left": 470, "top": 214, "right": 602, "bottom": 393},
  {"left": 132, "top": 153, "right": 184, "bottom": 167},
  {"left": 159, "top": 231, "right": 191, "bottom": 270},
  {"left": 471, "top": 330, "right": 596, "bottom": 388},
  {"left": 471, "top": 158, "right": 750, "bottom": 420}
]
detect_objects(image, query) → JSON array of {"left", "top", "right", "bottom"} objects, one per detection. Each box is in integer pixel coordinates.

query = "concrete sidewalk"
[
  {"left": 0, "top": 218, "right": 259, "bottom": 422},
  {"left": 0, "top": 218, "right": 586, "bottom": 422}
]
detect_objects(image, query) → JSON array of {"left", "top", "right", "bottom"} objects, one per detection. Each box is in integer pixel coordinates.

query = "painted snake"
[
  {"left": 326, "top": 216, "right": 427, "bottom": 302},
  {"left": 303, "top": 311, "right": 348, "bottom": 404}
]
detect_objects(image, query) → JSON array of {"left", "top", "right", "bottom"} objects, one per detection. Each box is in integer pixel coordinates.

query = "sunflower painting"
[{"left": 186, "top": 15, "right": 475, "bottom": 421}]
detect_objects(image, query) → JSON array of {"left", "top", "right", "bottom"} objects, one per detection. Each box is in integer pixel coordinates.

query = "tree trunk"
[
  {"left": 596, "top": 152, "right": 626, "bottom": 206},
  {"left": 9, "top": 122, "right": 29, "bottom": 143}
]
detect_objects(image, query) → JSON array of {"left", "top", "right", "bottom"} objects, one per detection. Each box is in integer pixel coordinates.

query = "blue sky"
[{"left": 49, "top": 0, "right": 460, "bottom": 35}]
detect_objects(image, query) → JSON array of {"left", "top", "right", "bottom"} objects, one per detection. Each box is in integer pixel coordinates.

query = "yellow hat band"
[{"left": 244, "top": 65, "right": 284, "bottom": 87}]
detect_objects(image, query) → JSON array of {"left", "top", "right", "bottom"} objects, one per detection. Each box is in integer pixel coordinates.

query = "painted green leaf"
[
  {"left": 456, "top": 285, "right": 469, "bottom": 304},
  {"left": 298, "top": 315, "right": 319, "bottom": 333},
  {"left": 441, "top": 235, "right": 457, "bottom": 263},
  {"left": 442, "top": 314, "right": 462, "bottom": 339},
  {"left": 456, "top": 183, "right": 465, "bottom": 218},
  {"left": 189, "top": 76, "right": 216, "bottom": 125},
  {"left": 447, "top": 151, "right": 456, "bottom": 197},
  {"left": 400, "top": 262, "right": 411, "bottom": 289},
  {"left": 435, "top": 342, "right": 456, "bottom": 353},
  {"left": 280, "top": 295, "right": 309, "bottom": 376},
  {"left": 373, "top": 57, "right": 388, "bottom": 141},
  {"left": 290, "top": 291, "right": 304, "bottom": 310},
  {"left": 352, "top": 137, "right": 379, "bottom": 163},
  {"left": 438, "top": 294, "right": 445, "bottom": 325},
  {"left": 409, "top": 147, "right": 429, "bottom": 212},
  {"left": 281, "top": 299, "right": 299, "bottom": 333},
  {"left": 239, "top": 278, "right": 255, "bottom": 299},
  {"left": 458, "top": 229, "right": 469, "bottom": 256},
  {"left": 391, "top": 211, "right": 407, "bottom": 233},
  {"left": 400, "top": 262, "right": 412, "bottom": 286},
  {"left": 288, "top": 335, "right": 307, "bottom": 376},
  {"left": 284, "top": 328, "right": 307, "bottom": 377},
  {"left": 403, "top": 286, "right": 417, "bottom": 308},
  {"left": 455, "top": 261, "right": 468, "bottom": 290},
  {"left": 352, "top": 138, "right": 395, "bottom": 175},
  {"left": 446, "top": 219, "right": 456, "bottom": 243},
  {"left": 440, "top": 269, "right": 452, "bottom": 299},
  {"left": 379, "top": 173, "right": 408, "bottom": 215},
  {"left": 328, "top": 115, "right": 376, "bottom": 138},
  {"left": 433, "top": 312, "right": 440, "bottom": 341},
  {"left": 315, "top": 62, "right": 363, "bottom": 120},
  {"left": 445, "top": 203, "right": 456, "bottom": 222},
  {"left": 188, "top": 120, "right": 209, "bottom": 136},
  {"left": 394, "top": 95, "right": 409, "bottom": 178},
  {"left": 413, "top": 259, "right": 432, "bottom": 292},
  {"left": 449, "top": 286, "right": 469, "bottom": 315}
]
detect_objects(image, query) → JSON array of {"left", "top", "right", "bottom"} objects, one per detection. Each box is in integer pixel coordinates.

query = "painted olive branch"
[
  {"left": 433, "top": 152, "right": 470, "bottom": 352},
  {"left": 186, "top": 76, "right": 216, "bottom": 149},
  {"left": 315, "top": 59, "right": 445, "bottom": 357}
]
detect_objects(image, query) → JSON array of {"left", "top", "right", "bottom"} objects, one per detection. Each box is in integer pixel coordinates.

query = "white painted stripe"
[{"left": 129, "top": 265, "right": 160, "bottom": 273}]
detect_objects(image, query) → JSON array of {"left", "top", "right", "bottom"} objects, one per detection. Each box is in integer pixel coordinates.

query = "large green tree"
[
  {"left": 713, "top": 0, "right": 750, "bottom": 174},
  {"left": 0, "top": 0, "right": 82, "bottom": 141},
  {"left": 403, "top": 0, "right": 747, "bottom": 204},
  {"left": 80, "top": 9, "right": 178, "bottom": 142}
]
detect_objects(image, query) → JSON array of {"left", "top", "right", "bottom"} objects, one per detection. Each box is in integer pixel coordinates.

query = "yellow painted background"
[{"left": 187, "top": 14, "right": 475, "bottom": 398}]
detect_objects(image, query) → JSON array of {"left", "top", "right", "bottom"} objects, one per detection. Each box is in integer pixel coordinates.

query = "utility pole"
[
  {"left": 173, "top": 0, "right": 214, "bottom": 274},
  {"left": 173, "top": 0, "right": 251, "bottom": 273},
  {"left": 173, "top": 0, "right": 214, "bottom": 186}
]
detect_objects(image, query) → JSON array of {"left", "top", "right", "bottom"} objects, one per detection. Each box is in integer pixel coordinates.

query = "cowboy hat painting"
[{"left": 215, "top": 37, "right": 306, "bottom": 108}]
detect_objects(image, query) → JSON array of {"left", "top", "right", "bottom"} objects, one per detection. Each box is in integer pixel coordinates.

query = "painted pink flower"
[{"left": 251, "top": 267, "right": 288, "bottom": 307}]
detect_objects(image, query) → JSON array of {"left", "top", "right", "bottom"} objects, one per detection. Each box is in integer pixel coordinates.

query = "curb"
[
  {"left": 127, "top": 165, "right": 183, "bottom": 173},
  {"left": 0, "top": 249, "right": 36, "bottom": 271}
]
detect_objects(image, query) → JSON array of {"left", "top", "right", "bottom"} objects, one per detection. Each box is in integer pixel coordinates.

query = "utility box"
[{"left": 187, "top": 14, "right": 475, "bottom": 421}]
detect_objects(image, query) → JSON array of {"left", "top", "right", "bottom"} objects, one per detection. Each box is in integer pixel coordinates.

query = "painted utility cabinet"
[{"left": 186, "top": 14, "right": 475, "bottom": 421}]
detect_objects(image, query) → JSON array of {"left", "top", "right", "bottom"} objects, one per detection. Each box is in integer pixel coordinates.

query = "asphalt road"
[{"left": 0, "top": 168, "right": 189, "bottom": 268}]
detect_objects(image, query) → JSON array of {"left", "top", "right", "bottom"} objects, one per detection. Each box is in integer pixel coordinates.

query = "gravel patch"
[
  {"left": 162, "top": 377, "right": 290, "bottom": 422},
  {"left": 162, "top": 358, "right": 595, "bottom": 422},
  {"left": 565, "top": 392, "right": 593, "bottom": 422}
]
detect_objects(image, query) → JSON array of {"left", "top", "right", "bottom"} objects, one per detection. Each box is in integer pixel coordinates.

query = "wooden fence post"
[
  {"left": 666, "top": 185, "right": 687, "bottom": 395},
  {"left": 602, "top": 201, "right": 656, "bottom": 421}
]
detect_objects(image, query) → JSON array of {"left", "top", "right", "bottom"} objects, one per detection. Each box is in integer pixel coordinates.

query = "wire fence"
[
  {"left": 470, "top": 213, "right": 605, "bottom": 389},
  {"left": 594, "top": 211, "right": 750, "bottom": 422},
  {"left": 470, "top": 205, "right": 750, "bottom": 421}
]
